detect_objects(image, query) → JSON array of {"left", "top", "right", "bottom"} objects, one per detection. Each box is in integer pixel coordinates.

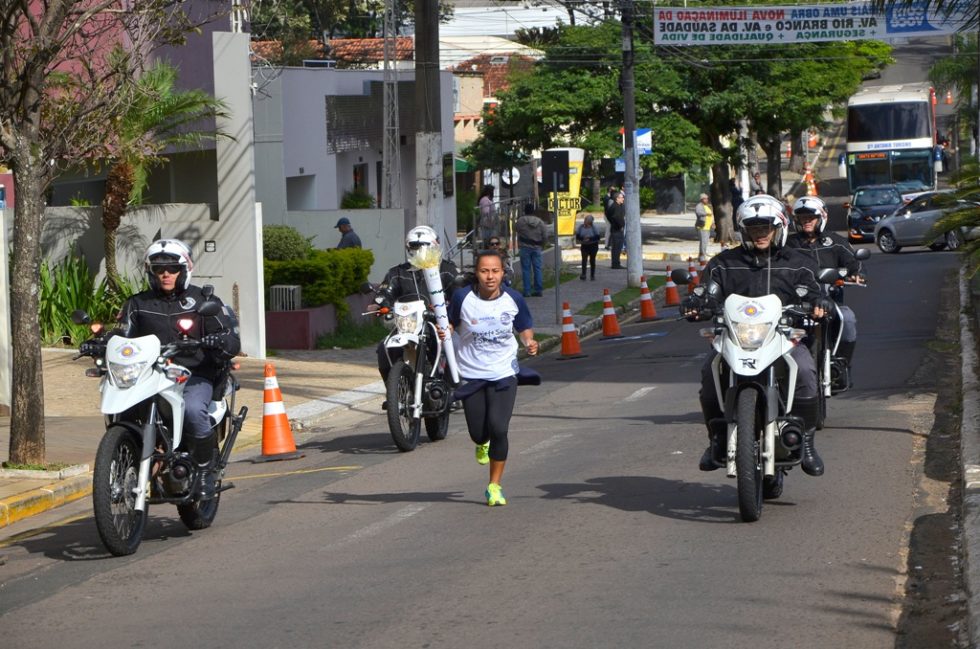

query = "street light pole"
[{"left": 621, "top": 0, "right": 642, "bottom": 288}]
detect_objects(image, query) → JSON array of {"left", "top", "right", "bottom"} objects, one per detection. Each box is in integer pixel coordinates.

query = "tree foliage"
[{"left": 0, "top": 0, "right": 214, "bottom": 465}]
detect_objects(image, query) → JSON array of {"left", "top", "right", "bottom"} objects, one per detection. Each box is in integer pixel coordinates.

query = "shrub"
[
  {"left": 263, "top": 224, "right": 314, "bottom": 261},
  {"left": 639, "top": 186, "right": 656, "bottom": 210},
  {"left": 264, "top": 247, "right": 374, "bottom": 317},
  {"left": 456, "top": 189, "right": 477, "bottom": 233},
  {"left": 340, "top": 187, "right": 376, "bottom": 209}
]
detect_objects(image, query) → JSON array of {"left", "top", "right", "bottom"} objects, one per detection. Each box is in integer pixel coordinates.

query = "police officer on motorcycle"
[
  {"left": 81, "top": 239, "right": 240, "bottom": 499},
  {"left": 370, "top": 225, "right": 459, "bottom": 382},
  {"left": 786, "top": 195, "right": 863, "bottom": 385},
  {"left": 682, "top": 195, "right": 830, "bottom": 477}
]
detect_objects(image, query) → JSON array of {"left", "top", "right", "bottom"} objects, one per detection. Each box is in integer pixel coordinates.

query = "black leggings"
[
  {"left": 462, "top": 377, "right": 518, "bottom": 462},
  {"left": 580, "top": 243, "right": 598, "bottom": 277}
]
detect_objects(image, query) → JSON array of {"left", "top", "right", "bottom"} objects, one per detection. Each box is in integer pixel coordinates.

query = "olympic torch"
[{"left": 408, "top": 242, "right": 460, "bottom": 385}]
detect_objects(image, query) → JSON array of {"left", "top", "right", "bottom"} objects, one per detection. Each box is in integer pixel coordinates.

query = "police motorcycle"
[
  {"left": 809, "top": 247, "right": 870, "bottom": 428},
  {"left": 673, "top": 268, "right": 837, "bottom": 522},
  {"left": 72, "top": 292, "right": 247, "bottom": 556}
]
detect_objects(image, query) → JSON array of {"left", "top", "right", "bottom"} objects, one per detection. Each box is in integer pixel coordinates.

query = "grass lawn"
[
  {"left": 576, "top": 275, "right": 666, "bottom": 316},
  {"left": 316, "top": 318, "right": 390, "bottom": 349}
]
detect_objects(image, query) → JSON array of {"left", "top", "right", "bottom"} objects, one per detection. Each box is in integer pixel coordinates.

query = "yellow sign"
[{"left": 543, "top": 148, "right": 584, "bottom": 236}]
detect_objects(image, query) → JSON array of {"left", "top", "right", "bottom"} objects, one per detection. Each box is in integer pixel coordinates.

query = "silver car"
[{"left": 874, "top": 191, "right": 980, "bottom": 253}]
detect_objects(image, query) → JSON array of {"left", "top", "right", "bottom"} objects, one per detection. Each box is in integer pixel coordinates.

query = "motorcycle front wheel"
[
  {"left": 387, "top": 359, "right": 421, "bottom": 451},
  {"left": 93, "top": 425, "right": 147, "bottom": 556},
  {"left": 425, "top": 413, "right": 450, "bottom": 441},
  {"left": 735, "top": 389, "right": 764, "bottom": 522}
]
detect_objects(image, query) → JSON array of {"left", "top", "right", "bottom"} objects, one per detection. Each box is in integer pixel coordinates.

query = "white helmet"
[
  {"left": 736, "top": 195, "right": 789, "bottom": 249},
  {"left": 405, "top": 225, "right": 439, "bottom": 260},
  {"left": 792, "top": 196, "right": 828, "bottom": 233},
  {"left": 144, "top": 238, "right": 194, "bottom": 292}
]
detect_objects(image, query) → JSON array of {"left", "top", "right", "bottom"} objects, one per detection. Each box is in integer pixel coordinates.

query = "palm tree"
[{"left": 101, "top": 62, "right": 229, "bottom": 292}]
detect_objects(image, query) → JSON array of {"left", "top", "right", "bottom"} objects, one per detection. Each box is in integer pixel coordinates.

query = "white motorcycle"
[
  {"left": 73, "top": 298, "right": 246, "bottom": 556},
  {"left": 677, "top": 270, "right": 834, "bottom": 522},
  {"left": 373, "top": 295, "right": 453, "bottom": 451}
]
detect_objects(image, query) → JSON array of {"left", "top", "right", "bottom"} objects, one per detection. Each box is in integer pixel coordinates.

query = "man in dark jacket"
[
  {"left": 605, "top": 191, "right": 626, "bottom": 268},
  {"left": 682, "top": 196, "right": 830, "bottom": 476},
  {"left": 103, "top": 239, "right": 240, "bottom": 499}
]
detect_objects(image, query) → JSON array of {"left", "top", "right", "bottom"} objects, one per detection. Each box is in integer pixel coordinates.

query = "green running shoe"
[
  {"left": 475, "top": 442, "right": 490, "bottom": 465},
  {"left": 485, "top": 483, "right": 507, "bottom": 507}
]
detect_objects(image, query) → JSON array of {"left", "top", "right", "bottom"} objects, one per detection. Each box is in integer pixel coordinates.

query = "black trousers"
[
  {"left": 580, "top": 243, "right": 598, "bottom": 277},
  {"left": 462, "top": 377, "right": 518, "bottom": 462}
]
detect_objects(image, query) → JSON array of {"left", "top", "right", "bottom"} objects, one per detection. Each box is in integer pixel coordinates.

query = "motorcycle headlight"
[
  {"left": 395, "top": 312, "right": 420, "bottom": 335},
  {"left": 732, "top": 322, "right": 773, "bottom": 350},
  {"left": 108, "top": 360, "right": 148, "bottom": 388}
]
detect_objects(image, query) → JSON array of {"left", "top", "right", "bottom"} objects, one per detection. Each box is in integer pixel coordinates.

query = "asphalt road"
[{"left": 0, "top": 239, "right": 963, "bottom": 648}]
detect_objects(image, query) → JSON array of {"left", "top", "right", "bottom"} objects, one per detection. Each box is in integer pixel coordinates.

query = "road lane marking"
[
  {"left": 520, "top": 434, "right": 572, "bottom": 456},
  {"left": 231, "top": 465, "right": 362, "bottom": 481},
  {"left": 620, "top": 386, "right": 657, "bottom": 403},
  {"left": 329, "top": 503, "right": 430, "bottom": 549}
]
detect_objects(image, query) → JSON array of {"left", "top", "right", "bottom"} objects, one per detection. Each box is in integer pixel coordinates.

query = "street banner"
[
  {"left": 653, "top": 1, "right": 973, "bottom": 46},
  {"left": 544, "top": 147, "right": 585, "bottom": 236}
]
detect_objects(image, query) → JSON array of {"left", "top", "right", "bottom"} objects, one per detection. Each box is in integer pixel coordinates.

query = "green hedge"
[
  {"left": 264, "top": 247, "right": 374, "bottom": 316},
  {"left": 264, "top": 224, "right": 314, "bottom": 261}
]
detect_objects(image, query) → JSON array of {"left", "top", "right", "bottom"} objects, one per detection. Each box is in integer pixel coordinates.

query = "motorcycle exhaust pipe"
[{"left": 779, "top": 421, "right": 803, "bottom": 451}]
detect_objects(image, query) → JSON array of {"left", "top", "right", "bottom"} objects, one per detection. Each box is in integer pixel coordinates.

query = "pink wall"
[{"left": 0, "top": 172, "right": 13, "bottom": 208}]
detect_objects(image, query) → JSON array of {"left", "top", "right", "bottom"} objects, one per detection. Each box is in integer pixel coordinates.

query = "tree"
[
  {"left": 101, "top": 62, "right": 229, "bottom": 294},
  {"left": 0, "top": 1, "right": 210, "bottom": 465}
]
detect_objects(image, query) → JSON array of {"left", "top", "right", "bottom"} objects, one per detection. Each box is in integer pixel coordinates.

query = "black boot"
[
  {"left": 191, "top": 432, "right": 218, "bottom": 500},
  {"left": 793, "top": 398, "right": 824, "bottom": 477},
  {"left": 698, "top": 421, "right": 727, "bottom": 471}
]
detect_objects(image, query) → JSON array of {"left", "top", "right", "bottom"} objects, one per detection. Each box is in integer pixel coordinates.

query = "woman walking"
[
  {"left": 575, "top": 214, "right": 601, "bottom": 280},
  {"left": 445, "top": 251, "right": 538, "bottom": 506}
]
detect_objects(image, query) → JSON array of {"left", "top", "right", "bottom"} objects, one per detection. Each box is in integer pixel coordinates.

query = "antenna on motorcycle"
[
  {"left": 70, "top": 309, "right": 91, "bottom": 325},
  {"left": 177, "top": 318, "right": 195, "bottom": 333}
]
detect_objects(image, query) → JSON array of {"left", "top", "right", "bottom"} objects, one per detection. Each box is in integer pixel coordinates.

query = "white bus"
[{"left": 841, "top": 83, "right": 938, "bottom": 195}]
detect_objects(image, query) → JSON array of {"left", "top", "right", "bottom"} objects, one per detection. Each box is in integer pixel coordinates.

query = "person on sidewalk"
[
  {"left": 478, "top": 185, "right": 498, "bottom": 247},
  {"left": 81, "top": 239, "right": 241, "bottom": 500},
  {"left": 681, "top": 195, "right": 829, "bottom": 477},
  {"left": 444, "top": 250, "right": 539, "bottom": 506},
  {"left": 575, "top": 214, "right": 602, "bottom": 280},
  {"left": 603, "top": 186, "right": 618, "bottom": 250},
  {"left": 335, "top": 217, "right": 362, "bottom": 249},
  {"left": 694, "top": 193, "right": 714, "bottom": 259},
  {"left": 370, "top": 226, "right": 459, "bottom": 382},
  {"left": 606, "top": 191, "right": 626, "bottom": 268},
  {"left": 515, "top": 202, "right": 547, "bottom": 297}
]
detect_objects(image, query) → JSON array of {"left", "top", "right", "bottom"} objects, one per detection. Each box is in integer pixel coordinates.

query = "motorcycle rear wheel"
[
  {"left": 387, "top": 359, "right": 421, "bottom": 451},
  {"left": 93, "top": 425, "right": 147, "bottom": 556},
  {"left": 735, "top": 389, "right": 764, "bottom": 522}
]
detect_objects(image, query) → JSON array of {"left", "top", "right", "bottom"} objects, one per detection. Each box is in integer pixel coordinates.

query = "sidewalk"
[{"left": 0, "top": 211, "right": 709, "bottom": 529}]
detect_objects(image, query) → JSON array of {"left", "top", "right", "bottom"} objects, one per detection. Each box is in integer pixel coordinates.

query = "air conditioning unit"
[{"left": 270, "top": 285, "right": 302, "bottom": 311}]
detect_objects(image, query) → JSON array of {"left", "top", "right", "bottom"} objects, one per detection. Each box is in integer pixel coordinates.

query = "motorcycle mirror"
[
  {"left": 854, "top": 247, "right": 871, "bottom": 261},
  {"left": 670, "top": 268, "right": 691, "bottom": 285},
  {"left": 452, "top": 273, "right": 470, "bottom": 288},
  {"left": 196, "top": 300, "right": 222, "bottom": 318},
  {"left": 359, "top": 282, "right": 376, "bottom": 295},
  {"left": 71, "top": 309, "right": 91, "bottom": 325}
]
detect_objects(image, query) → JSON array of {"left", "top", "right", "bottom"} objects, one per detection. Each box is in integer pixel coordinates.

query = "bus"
[{"left": 840, "top": 83, "right": 939, "bottom": 195}]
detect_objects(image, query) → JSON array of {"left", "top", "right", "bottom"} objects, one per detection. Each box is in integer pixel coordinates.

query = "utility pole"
[
  {"left": 382, "top": 0, "right": 402, "bottom": 209},
  {"left": 621, "top": 0, "right": 642, "bottom": 288},
  {"left": 414, "top": 0, "right": 443, "bottom": 233}
]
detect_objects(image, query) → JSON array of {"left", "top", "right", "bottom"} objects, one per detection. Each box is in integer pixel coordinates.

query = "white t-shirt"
[{"left": 448, "top": 285, "right": 533, "bottom": 381}]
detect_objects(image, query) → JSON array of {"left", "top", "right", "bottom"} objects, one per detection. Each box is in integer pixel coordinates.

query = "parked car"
[
  {"left": 874, "top": 191, "right": 980, "bottom": 253},
  {"left": 845, "top": 184, "right": 907, "bottom": 243}
]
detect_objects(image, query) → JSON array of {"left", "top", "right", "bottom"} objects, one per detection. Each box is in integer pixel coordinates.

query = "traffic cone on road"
[
  {"left": 639, "top": 276, "right": 659, "bottom": 321},
  {"left": 687, "top": 258, "right": 700, "bottom": 295},
  {"left": 600, "top": 289, "right": 623, "bottom": 339},
  {"left": 558, "top": 302, "right": 587, "bottom": 360},
  {"left": 664, "top": 265, "right": 681, "bottom": 307},
  {"left": 253, "top": 363, "right": 304, "bottom": 463}
]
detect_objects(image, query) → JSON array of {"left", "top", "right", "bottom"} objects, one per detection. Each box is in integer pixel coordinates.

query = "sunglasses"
[
  {"left": 407, "top": 241, "right": 430, "bottom": 250},
  {"left": 151, "top": 264, "right": 182, "bottom": 275},
  {"left": 488, "top": 241, "right": 501, "bottom": 246}
]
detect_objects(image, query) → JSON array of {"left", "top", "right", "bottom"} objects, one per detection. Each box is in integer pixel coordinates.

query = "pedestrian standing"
[
  {"left": 606, "top": 191, "right": 626, "bottom": 269},
  {"left": 335, "top": 217, "right": 362, "bottom": 249},
  {"left": 575, "top": 214, "right": 601, "bottom": 280},
  {"left": 515, "top": 203, "right": 547, "bottom": 297},
  {"left": 603, "top": 186, "right": 618, "bottom": 250},
  {"left": 694, "top": 193, "right": 713, "bottom": 259},
  {"left": 445, "top": 251, "right": 539, "bottom": 506},
  {"left": 478, "top": 185, "right": 497, "bottom": 246}
]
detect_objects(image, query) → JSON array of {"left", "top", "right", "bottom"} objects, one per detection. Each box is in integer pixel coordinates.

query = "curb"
[
  {"left": 0, "top": 473, "right": 91, "bottom": 529},
  {"left": 958, "top": 266, "right": 980, "bottom": 646}
]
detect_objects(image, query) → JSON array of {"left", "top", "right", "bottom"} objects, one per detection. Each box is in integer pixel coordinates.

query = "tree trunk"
[
  {"left": 590, "top": 158, "right": 601, "bottom": 208},
  {"left": 102, "top": 161, "right": 134, "bottom": 294},
  {"left": 760, "top": 136, "right": 784, "bottom": 198},
  {"left": 8, "top": 159, "right": 48, "bottom": 466},
  {"left": 789, "top": 129, "right": 805, "bottom": 174},
  {"left": 711, "top": 161, "right": 735, "bottom": 246}
]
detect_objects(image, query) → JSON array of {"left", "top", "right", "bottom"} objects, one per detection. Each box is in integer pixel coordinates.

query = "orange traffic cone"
[
  {"left": 687, "top": 258, "right": 700, "bottom": 295},
  {"left": 558, "top": 302, "right": 587, "bottom": 360},
  {"left": 664, "top": 265, "right": 681, "bottom": 307},
  {"left": 639, "top": 275, "right": 659, "bottom": 321},
  {"left": 253, "top": 363, "right": 304, "bottom": 463},
  {"left": 600, "top": 289, "right": 623, "bottom": 339}
]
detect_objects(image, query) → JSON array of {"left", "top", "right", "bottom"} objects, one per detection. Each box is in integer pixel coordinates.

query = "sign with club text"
[{"left": 653, "top": 1, "right": 973, "bottom": 46}]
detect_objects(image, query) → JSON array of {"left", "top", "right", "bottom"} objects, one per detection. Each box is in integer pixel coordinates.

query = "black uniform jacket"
[
  {"left": 701, "top": 245, "right": 822, "bottom": 307},
  {"left": 786, "top": 231, "right": 862, "bottom": 276}
]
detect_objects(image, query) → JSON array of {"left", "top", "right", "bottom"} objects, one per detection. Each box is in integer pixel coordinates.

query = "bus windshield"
[{"left": 847, "top": 102, "right": 932, "bottom": 142}]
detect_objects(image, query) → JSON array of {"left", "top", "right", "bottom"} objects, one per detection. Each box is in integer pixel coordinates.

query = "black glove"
[
  {"left": 681, "top": 296, "right": 705, "bottom": 321},
  {"left": 200, "top": 334, "right": 225, "bottom": 350},
  {"left": 814, "top": 297, "right": 834, "bottom": 315},
  {"left": 79, "top": 340, "right": 106, "bottom": 357}
]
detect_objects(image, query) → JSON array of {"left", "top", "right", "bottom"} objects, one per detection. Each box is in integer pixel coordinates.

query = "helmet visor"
[{"left": 743, "top": 224, "right": 776, "bottom": 239}]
